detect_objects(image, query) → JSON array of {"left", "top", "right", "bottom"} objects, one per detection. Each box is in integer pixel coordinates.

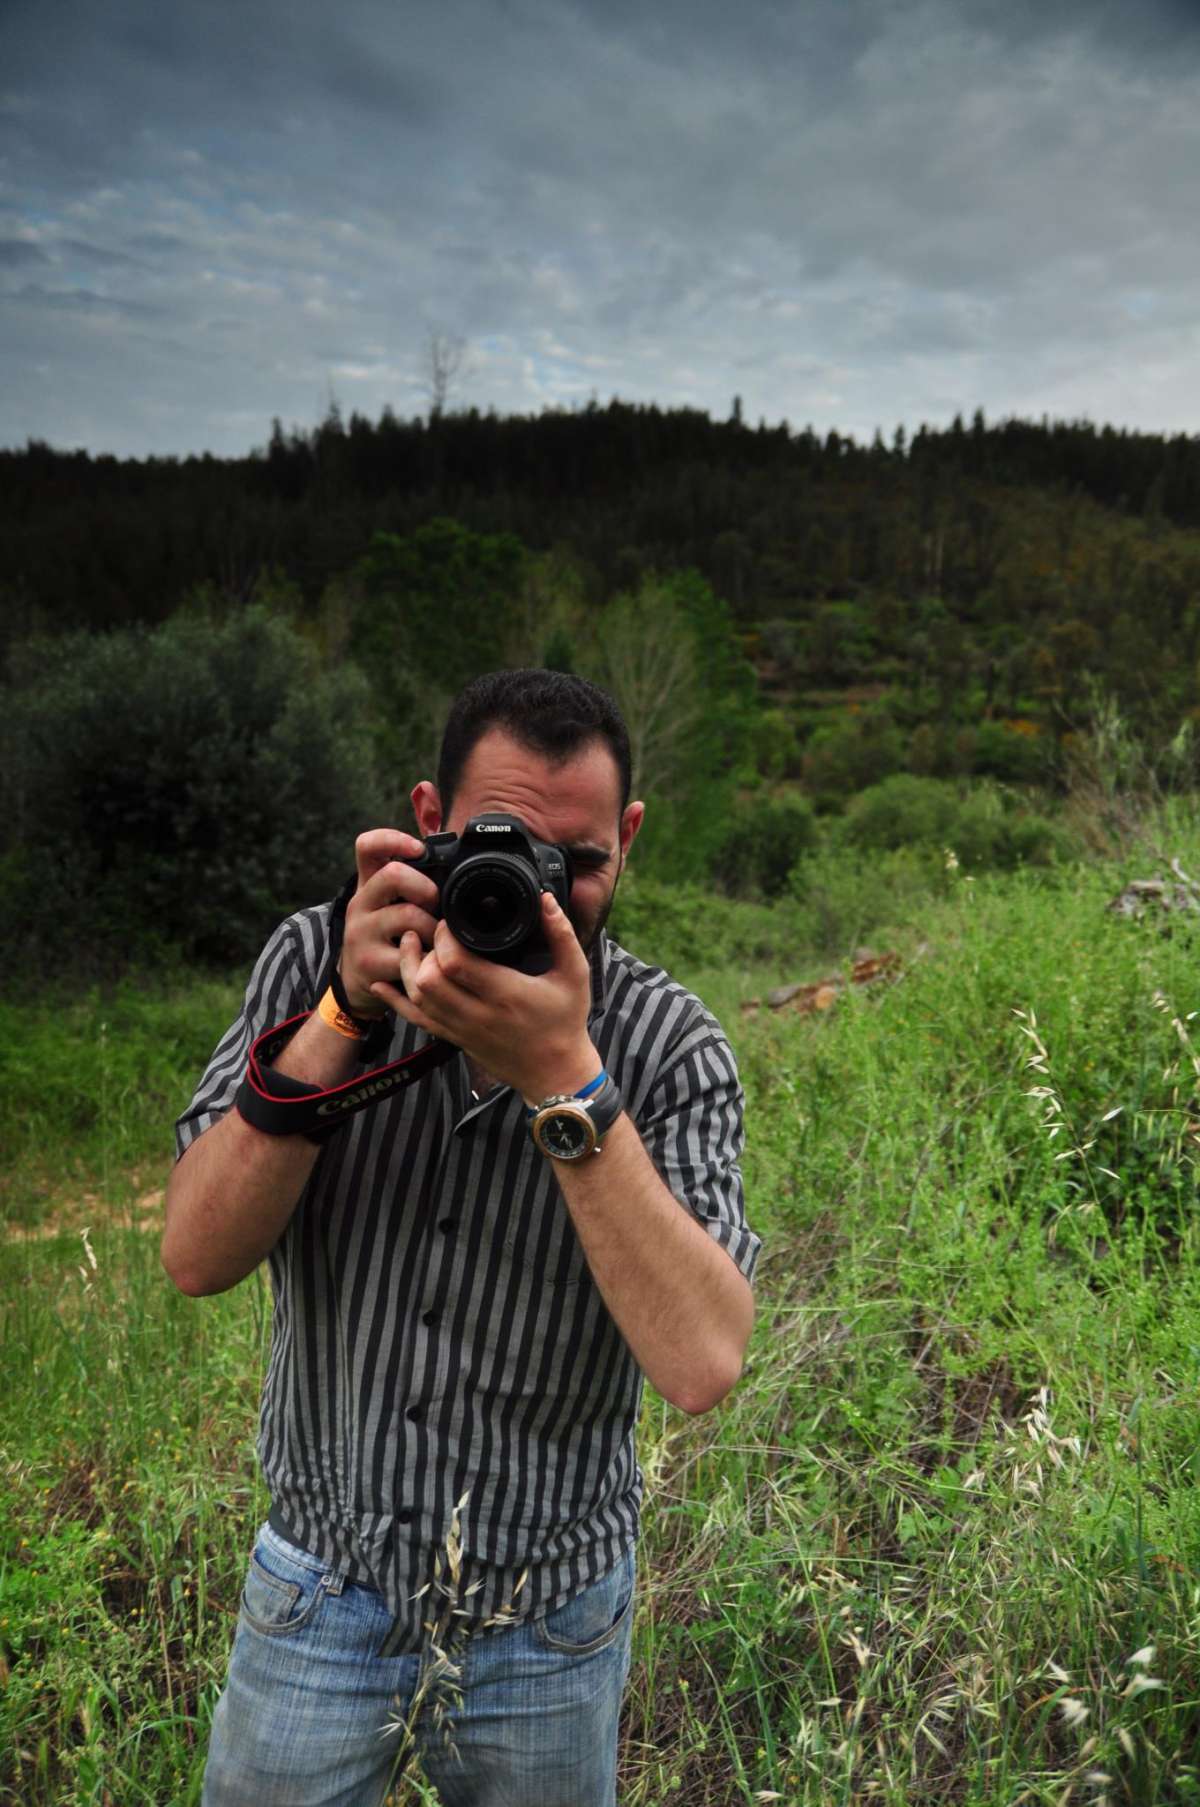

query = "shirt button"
[
  {"left": 437, "top": 1217, "right": 457, "bottom": 1234},
  {"left": 396, "top": 1506, "right": 414, "bottom": 1525},
  {"left": 406, "top": 1404, "right": 423, "bottom": 1422},
  {"left": 422, "top": 1309, "right": 438, "bottom": 1327}
]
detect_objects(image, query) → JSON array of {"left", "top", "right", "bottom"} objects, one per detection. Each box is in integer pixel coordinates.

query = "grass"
[
  {"left": 0, "top": 973, "right": 242, "bottom": 1230},
  {"left": 4, "top": 834, "right": 1200, "bottom": 1803}
]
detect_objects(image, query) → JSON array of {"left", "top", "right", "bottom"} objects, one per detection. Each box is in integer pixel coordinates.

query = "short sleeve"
[
  {"left": 173, "top": 908, "right": 328, "bottom": 1160},
  {"left": 635, "top": 1028, "right": 760, "bottom": 1285}
]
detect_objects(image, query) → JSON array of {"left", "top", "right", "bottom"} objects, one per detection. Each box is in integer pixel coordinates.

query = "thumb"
[{"left": 542, "top": 889, "right": 585, "bottom": 965}]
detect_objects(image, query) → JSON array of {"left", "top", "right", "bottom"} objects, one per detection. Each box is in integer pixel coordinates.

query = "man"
[{"left": 164, "top": 669, "right": 759, "bottom": 1807}]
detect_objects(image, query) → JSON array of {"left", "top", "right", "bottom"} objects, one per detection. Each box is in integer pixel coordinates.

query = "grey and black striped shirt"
[{"left": 175, "top": 901, "right": 759, "bottom": 1655}]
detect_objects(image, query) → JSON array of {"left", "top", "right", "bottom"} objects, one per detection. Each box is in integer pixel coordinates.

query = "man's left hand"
[{"left": 372, "top": 891, "right": 599, "bottom": 1103}]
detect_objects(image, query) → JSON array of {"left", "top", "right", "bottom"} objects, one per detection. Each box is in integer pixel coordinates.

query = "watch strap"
[{"left": 526, "top": 1070, "right": 623, "bottom": 1155}]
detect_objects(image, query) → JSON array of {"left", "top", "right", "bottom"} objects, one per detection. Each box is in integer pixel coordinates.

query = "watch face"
[{"left": 538, "top": 1108, "right": 594, "bottom": 1160}]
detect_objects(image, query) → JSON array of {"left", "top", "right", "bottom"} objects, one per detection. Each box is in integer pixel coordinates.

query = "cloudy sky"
[{"left": 2, "top": 0, "right": 1199, "bottom": 458}]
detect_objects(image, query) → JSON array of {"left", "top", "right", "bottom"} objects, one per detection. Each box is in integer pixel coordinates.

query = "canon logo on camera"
[{"left": 476, "top": 824, "right": 512, "bottom": 833}]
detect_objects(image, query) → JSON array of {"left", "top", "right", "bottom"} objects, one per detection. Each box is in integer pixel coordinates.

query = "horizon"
[{"left": 7, "top": 395, "right": 1198, "bottom": 469}]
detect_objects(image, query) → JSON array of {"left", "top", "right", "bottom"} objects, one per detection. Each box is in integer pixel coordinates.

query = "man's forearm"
[
  {"left": 551, "top": 1115, "right": 754, "bottom": 1415},
  {"left": 161, "top": 1013, "right": 364, "bottom": 1297}
]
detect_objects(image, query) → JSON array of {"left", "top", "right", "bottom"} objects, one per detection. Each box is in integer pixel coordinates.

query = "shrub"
[
  {"left": 838, "top": 775, "right": 1066, "bottom": 871},
  {"left": 2, "top": 609, "right": 382, "bottom": 972},
  {"left": 708, "top": 791, "right": 818, "bottom": 898},
  {"left": 607, "top": 872, "right": 799, "bottom": 976},
  {"left": 973, "top": 719, "right": 1053, "bottom": 784},
  {"left": 801, "top": 709, "right": 905, "bottom": 808},
  {"left": 787, "top": 843, "right": 945, "bottom": 957},
  {"left": 840, "top": 774, "right": 960, "bottom": 853}
]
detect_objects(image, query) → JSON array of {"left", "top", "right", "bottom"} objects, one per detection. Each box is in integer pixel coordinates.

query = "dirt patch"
[{"left": 6, "top": 1179, "right": 164, "bottom": 1242}]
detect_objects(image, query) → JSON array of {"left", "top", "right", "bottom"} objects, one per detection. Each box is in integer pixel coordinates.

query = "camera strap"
[
  {"left": 233, "top": 874, "right": 455, "bottom": 1142},
  {"left": 236, "top": 1011, "right": 457, "bottom": 1140}
]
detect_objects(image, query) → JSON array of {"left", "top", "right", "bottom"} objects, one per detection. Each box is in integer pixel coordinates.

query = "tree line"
[{"left": 4, "top": 402, "right": 1200, "bottom": 641}]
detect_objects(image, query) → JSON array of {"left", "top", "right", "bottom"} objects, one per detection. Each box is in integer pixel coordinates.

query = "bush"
[
  {"left": 840, "top": 774, "right": 960, "bottom": 854},
  {"left": 607, "top": 872, "right": 801, "bottom": 976},
  {"left": 801, "top": 710, "right": 905, "bottom": 808},
  {"left": 787, "top": 843, "right": 945, "bottom": 957},
  {"left": 708, "top": 791, "right": 818, "bottom": 898},
  {"left": 839, "top": 774, "right": 1066, "bottom": 871},
  {"left": 973, "top": 719, "right": 1053, "bottom": 784},
  {"left": 2, "top": 609, "right": 383, "bottom": 972}
]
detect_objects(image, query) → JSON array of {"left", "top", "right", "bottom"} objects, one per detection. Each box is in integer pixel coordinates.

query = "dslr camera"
[{"left": 401, "top": 814, "right": 574, "bottom": 974}]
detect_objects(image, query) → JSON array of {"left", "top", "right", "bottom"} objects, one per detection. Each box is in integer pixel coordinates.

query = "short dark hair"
[{"left": 437, "top": 670, "right": 632, "bottom": 816}]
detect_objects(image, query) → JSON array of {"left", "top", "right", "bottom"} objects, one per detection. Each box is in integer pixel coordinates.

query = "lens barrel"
[{"left": 441, "top": 854, "right": 541, "bottom": 953}]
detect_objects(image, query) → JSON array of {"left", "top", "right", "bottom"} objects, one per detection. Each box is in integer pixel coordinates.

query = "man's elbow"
[
  {"left": 665, "top": 1348, "right": 747, "bottom": 1417},
  {"left": 160, "top": 1193, "right": 235, "bottom": 1298},
  {"left": 160, "top": 1231, "right": 216, "bottom": 1297}
]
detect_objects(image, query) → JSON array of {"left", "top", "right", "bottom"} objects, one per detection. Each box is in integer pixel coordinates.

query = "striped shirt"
[{"left": 175, "top": 901, "right": 759, "bottom": 1656}]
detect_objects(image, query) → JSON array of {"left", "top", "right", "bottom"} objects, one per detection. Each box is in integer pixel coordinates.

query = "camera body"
[{"left": 401, "top": 813, "right": 574, "bottom": 974}]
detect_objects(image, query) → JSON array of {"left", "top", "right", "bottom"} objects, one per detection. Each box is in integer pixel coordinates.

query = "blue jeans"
[{"left": 201, "top": 1522, "right": 635, "bottom": 1807}]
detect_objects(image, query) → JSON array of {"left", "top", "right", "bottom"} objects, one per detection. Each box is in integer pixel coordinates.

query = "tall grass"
[{"left": 4, "top": 837, "right": 1200, "bottom": 1803}]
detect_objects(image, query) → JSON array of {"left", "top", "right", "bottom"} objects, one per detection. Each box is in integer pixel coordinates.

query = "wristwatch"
[{"left": 528, "top": 1071, "right": 623, "bottom": 1161}]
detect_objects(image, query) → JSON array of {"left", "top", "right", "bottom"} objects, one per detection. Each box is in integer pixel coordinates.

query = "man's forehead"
[{"left": 450, "top": 728, "right": 623, "bottom": 841}]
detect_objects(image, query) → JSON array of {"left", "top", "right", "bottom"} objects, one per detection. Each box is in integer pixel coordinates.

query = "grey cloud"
[
  {"left": 59, "top": 238, "right": 145, "bottom": 268},
  {"left": 11, "top": 283, "right": 170, "bottom": 322},
  {"left": 0, "top": 239, "right": 48, "bottom": 267}
]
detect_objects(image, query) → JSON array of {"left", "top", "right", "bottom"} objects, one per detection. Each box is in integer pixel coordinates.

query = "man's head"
[
  {"left": 412, "top": 670, "right": 643, "bottom": 953},
  {"left": 435, "top": 670, "right": 632, "bottom": 820}
]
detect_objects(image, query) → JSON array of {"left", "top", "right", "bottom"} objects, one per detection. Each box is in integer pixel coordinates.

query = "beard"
[{"left": 567, "top": 869, "right": 621, "bottom": 955}]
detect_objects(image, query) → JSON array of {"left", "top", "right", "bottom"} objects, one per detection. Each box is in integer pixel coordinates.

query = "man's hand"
[
  {"left": 372, "top": 892, "right": 598, "bottom": 1103},
  {"left": 338, "top": 830, "right": 441, "bottom": 1017}
]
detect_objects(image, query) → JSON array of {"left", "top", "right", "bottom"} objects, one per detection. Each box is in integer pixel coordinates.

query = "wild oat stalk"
[
  {"left": 1013, "top": 1007, "right": 1117, "bottom": 1239},
  {"left": 1040, "top": 1640, "right": 1167, "bottom": 1807},
  {"left": 378, "top": 1490, "right": 529, "bottom": 1798}
]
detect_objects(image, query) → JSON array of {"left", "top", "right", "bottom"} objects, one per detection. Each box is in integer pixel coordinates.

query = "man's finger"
[
  {"left": 354, "top": 829, "right": 426, "bottom": 890},
  {"left": 395, "top": 930, "right": 427, "bottom": 1001},
  {"left": 541, "top": 891, "right": 586, "bottom": 970},
  {"left": 431, "top": 920, "right": 490, "bottom": 996},
  {"left": 356, "top": 860, "right": 440, "bottom": 915}
]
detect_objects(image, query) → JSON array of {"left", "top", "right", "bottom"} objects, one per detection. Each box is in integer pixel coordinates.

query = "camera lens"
[{"left": 442, "top": 855, "right": 540, "bottom": 954}]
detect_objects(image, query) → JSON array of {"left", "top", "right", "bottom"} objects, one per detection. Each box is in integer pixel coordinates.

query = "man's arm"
[
  {"left": 379, "top": 892, "right": 755, "bottom": 1414},
  {"left": 162, "top": 829, "right": 442, "bottom": 1298},
  {"left": 550, "top": 1113, "right": 753, "bottom": 1414},
  {"left": 162, "top": 1015, "right": 359, "bottom": 1296}
]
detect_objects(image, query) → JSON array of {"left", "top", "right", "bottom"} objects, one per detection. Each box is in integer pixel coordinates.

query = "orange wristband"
[{"left": 317, "top": 986, "right": 375, "bottom": 1041}]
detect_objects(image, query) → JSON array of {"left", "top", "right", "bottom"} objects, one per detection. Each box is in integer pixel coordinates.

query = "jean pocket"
[
  {"left": 533, "top": 1554, "right": 635, "bottom": 1657},
  {"left": 239, "top": 1535, "right": 337, "bottom": 1638}
]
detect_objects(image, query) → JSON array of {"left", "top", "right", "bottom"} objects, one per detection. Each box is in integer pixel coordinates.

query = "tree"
[
  {"left": 425, "top": 332, "right": 466, "bottom": 420},
  {"left": 583, "top": 571, "right": 759, "bottom": 879},
  {"left": 1, "top": 609, "right": 381, "bottom": 967},
  {"left": 348, "top": 518, "right": 530, "bottom": 799}
]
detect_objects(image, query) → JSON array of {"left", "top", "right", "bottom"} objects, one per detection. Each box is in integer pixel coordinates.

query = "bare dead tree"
[{"left": 425, "top": 332, "right": 466, "bottom": 420}]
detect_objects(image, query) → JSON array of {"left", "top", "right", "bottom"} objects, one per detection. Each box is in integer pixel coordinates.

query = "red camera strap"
[{"left": 235, "top": 1011, "right": 457, "bottom": 1141}]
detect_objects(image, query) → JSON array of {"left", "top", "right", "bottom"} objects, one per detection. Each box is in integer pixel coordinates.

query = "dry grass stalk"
[{"left": 378, "top": 1490, "right": 530, "bottom": 1797}]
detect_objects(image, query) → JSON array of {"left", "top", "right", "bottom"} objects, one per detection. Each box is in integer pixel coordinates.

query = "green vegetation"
[
  {"left": 2, "top": 610, "right": 381, "bottom": 971},
  {"left": 4, "top": 824, "right": 1200, "bottom": 1803}
]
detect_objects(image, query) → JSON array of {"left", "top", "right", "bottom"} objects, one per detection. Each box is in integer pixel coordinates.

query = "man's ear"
[
  {"left": 411, "top": 781, "right": 443, "bottom": 837},
  {"left": 619, "top": 801, "right": 645, "bottom": 862}
]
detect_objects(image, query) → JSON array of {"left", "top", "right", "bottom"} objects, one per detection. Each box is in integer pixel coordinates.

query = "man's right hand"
[{"left": 338, "top": 830, "right": 442, "bottom": 1016}]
